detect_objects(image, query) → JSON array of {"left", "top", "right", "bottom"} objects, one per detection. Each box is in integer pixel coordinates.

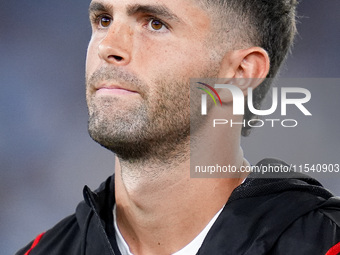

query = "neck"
[{"left": 114, "top": 117, "right": 247, "bottom": 255}]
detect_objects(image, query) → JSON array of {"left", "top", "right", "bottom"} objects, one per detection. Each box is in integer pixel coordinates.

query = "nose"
[{"left": 98, "top": 22, "right": 133, "bottom": 66}]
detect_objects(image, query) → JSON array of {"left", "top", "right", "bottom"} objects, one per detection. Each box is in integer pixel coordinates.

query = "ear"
[{"left": 218, "top": 47, "right": 270, "bottom": 93}]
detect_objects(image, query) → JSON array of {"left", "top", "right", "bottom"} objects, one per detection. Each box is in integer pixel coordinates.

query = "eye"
[
  {"left": 147, "top": 18, "right": 168, "bottom": 32},
  {"left": 99, "top": 16, "right": 112, "bottom": 28},
  {"left": 150, "top": 20, "right": 163, "bottom": 30}
]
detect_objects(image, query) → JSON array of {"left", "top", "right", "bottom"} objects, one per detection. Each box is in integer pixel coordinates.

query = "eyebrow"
[
  {"left": 126, "top": 4, "right": 181, "bottom": 22},
  {"left": 89, "top": 2, "right": 111, "bottom": 14},
  {"left": 89, "top": 2, "right": 181, "bottom": 22}
]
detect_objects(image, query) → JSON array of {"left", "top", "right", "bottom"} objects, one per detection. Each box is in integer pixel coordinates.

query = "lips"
[{"left": 95, "top": 84, "right": 139, "bottom": 96}]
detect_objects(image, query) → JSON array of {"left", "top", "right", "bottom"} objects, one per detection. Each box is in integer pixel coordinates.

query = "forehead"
[
  {"left": 89, "top": 0, "right": 211, "bottom": 31},
  {"left": 89, "top": 0, "right": 200, "bottom": 12}
]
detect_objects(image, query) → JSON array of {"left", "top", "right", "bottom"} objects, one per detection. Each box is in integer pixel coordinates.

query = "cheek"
[
  {"left": 137, "top": 39, "right": 211, "bottom": 82},
  {"left": 86, "top": 38, "right": 100, "bottom": 78}
]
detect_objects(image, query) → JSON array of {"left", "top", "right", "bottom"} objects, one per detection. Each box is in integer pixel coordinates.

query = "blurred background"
[{"left": 1, "top": 0, "right": 339, "bottom": 254}]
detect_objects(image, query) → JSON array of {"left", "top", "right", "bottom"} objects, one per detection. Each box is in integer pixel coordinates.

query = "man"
[{"left": 17, "top": 0, "right": 340, "bottom": 254}]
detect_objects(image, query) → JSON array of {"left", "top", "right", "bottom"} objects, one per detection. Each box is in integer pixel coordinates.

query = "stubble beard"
[
  {"left": 87, "top": 69, "right": 195, "bottom": 165},
  {"left": 86, "top": 62, "right": 220, "bottom": 167}
]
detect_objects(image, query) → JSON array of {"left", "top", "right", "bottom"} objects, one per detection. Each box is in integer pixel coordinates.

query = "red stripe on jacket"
[
  {"left": 24, "top": 232, "right": 45, "bottom": 255},
  {"left": 326, "top": 242, "right": 340, "bottom": 255}
]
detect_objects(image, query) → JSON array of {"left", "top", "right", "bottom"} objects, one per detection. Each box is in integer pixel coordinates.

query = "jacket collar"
[{"left": 76, "top": 175, "right": 120, "bottom": 255}]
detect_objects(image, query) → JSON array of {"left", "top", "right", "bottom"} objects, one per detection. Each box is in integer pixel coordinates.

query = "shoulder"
[
  {"left": 16, "top": 176, "right": 116, "bottom": 255},
  {"left": 270, "top": 197, "right": 340, "bottom": 255},
  {"left": 16, "top": 214, "right": 82, "bottom": 255}
]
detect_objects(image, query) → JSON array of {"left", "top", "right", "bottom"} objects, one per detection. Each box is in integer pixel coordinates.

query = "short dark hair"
[{"left": 201, "top": 0, "right": 298, "bottom": 136}]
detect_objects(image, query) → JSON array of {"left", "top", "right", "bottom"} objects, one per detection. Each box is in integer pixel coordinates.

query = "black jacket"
[{"left": 16, "top": 159, "right": 340, "bottom": 255}]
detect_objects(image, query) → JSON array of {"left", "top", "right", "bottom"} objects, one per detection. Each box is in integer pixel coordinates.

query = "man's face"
[{"left": 86, "top": 0, "right": 222, "bottom": 160}]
